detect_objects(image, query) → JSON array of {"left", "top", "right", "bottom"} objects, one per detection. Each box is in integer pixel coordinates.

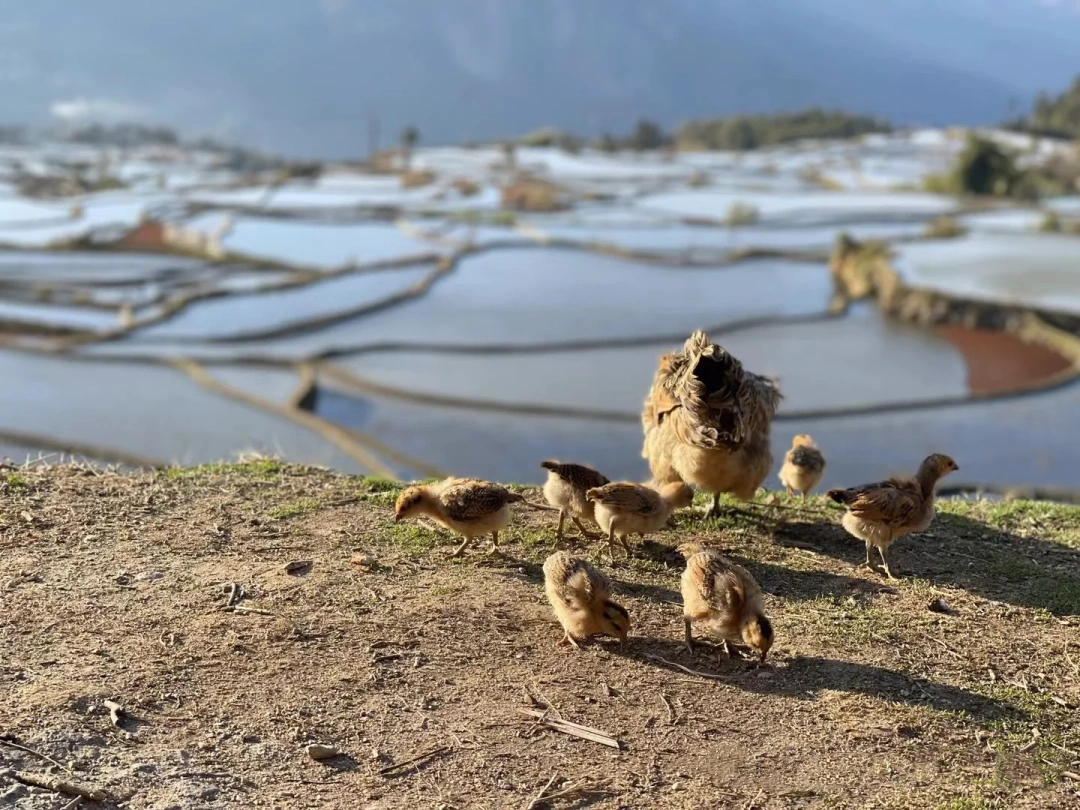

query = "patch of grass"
[
  {"left": 363, "top": 476, "right": 402, "bottom": 494},
  {"left": 164, "top": 459, "right": 285, "bottom": 481},
  {"left": 5, "top": 473, "right": 28, "bottom": 490},
  {"left": 267, "top": 498, "right": 320, "bottom": 520},
  {"left": 389, "top": 522, "right": 442, "bottom": 556}
]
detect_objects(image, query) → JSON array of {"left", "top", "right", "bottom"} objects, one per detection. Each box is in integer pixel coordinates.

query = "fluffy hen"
[{"left": 642, "top": 331, "right": 782, "bottom": 516}]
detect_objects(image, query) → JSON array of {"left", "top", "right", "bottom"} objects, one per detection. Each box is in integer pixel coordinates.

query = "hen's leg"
[
  {"left": 486, "top": 531, "right": 501, "bottom": 555},
  {"left": 878, "top": 545, "right": 898, "bottom": 580},
  {"left": 555, "top": 510, "right": 567, "bottom": 543},
  {"left": 683, "top": 618, "right": 695, "bottom": 654},
  {"left": 704, "top": 493, "right": 723, "bottom": 519},
  {"left": 449, "top": 537, "right": 470, "bottom": 558},
  {"left": 606, "top": 525, "right": 619, "bottom": 562},
  {"left": 557, "top": 630, "right": 581, "bottom": 649},
  {"left": 571, "top": 516, "right": 602, "bottom": 540}
]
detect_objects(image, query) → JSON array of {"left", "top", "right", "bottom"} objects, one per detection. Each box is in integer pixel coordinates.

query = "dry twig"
[
  {"left": 659, "top": 692, "right": 677, "bottom": 725},
  {"left": 13, "top": 772, "right": 106, "bottom": 801},
  {"left": 643, "top": 654, "right": 731, "bottom": 682},
  {"left": 102, "top": 699, "right": 125, "bottom": 728},
  {"left": 0, "top": 734, "right": 72, "bottom": 773},
  {"left": 517, "top": 709, "right": 621, "bottom": 750},
  {"left": 378, "top": 745, "right": 453, "bottom": 775},
  {"left": 526, "top": 774, "right": 559, "bottom": 810}
]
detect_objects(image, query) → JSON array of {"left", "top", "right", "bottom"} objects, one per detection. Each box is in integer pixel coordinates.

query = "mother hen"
[{"left": 641, "top": 331, "right": 782, "bottom": 517}]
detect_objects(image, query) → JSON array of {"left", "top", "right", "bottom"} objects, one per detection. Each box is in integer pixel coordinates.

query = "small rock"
[
  {"left": 136, "top": 571, "right": 164, "bottom": 582},
  {"left": 928, "top": 598, "right": 955, "bottom": 615},
  {"left": 305, "top": 743, "right": 340, "bottom": 761},
  {"left": 350, "top": 554, "right": 378, "bottom": 570},
  {"left": 285, "top": 560, "right": 313, "bottom": 575}
]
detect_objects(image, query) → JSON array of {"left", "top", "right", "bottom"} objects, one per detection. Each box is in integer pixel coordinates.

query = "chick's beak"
[{"left": 759, "top": 650, "right": 768, "bottom": 664}]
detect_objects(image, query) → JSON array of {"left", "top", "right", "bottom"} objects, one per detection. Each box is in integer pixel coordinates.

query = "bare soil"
[{"left": 1, "top": 463, "right": 1078, "bottom": 810}]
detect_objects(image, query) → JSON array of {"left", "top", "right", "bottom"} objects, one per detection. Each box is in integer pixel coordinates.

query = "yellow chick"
[
  {"left": 778, "top": 434, "right": 826, "bottom": 498},
  {"left": 827, "top": 453, "right": 958, "bottom": 579},
  {"left": 394, "top": 477, "right": 523, "bottom": 557},
  {"left": 679, "top": 543, "right": 773, "bottom": 663},
  {"left": 585, "top": 481, "right": 694, "bottom": 558},
  {"left": 540, "top": 459, "right": 610, "bottom": 542},
  {"left": 542, "top": 551, "right": 630, "bottom": 648}
]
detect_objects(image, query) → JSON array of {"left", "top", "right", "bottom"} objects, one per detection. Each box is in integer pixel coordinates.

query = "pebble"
[{"left": 305, "top": 743, "right": 340, "bottom": 761}]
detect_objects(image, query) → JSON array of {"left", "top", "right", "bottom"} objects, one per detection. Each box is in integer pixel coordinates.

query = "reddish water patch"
[{"left": 936, "top": 325, "right": 1073, "bottom": 396}]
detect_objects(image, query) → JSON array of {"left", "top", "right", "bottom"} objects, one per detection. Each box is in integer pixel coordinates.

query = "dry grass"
[
  {"left": 0, "top": 464, "right": 1078, "bottom": 809},
  {"left": 500, "top": 179, "right": 569, "bottom": 212}
]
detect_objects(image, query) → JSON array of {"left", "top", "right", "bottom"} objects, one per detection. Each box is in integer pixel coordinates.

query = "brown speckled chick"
[
  {"left": 778, "top": 434, "right": 826, "bottom": 498},
  {"left": 827, "top": 453, "right": 958, "bottom": 579},
  {"left": 679, "top": 542, "right": 773, "bottom": 663},
  {"left": 394, "top": 477, "right": 523, "bottom": 557},
  {"left": 586, "top": 481, "right": 694, "bottom": 558},
  {"left": 543, "top": 551, "right": 630, "bottom": 648},
  {"left": 540, "top": 460, "right": 610, "bottom": 542}
]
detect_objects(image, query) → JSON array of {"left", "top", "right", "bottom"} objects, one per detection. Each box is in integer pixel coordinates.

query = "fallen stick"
[
  {"left": 643, "top": 654, "right": 731, "bottom": 682},
  {"left": 526, "top": 774, "right": 559, "bottom": 810},
  {"left": 536, "top": 781, "right": 602, "bottom": 804},
  {"left": 517, "top": 709, "right": 621, "bottom": 750},
  {"left": 59, "top": 797, "right": 83, "bottom": 810},
  {"left": 659, "top": 692, "right": 677, "bottom": 725},
  {"left": 102, "top": 700, "right": 125, "bottom": 728},
  {"left": 13, "top": 772, "right": 106, "bottom": 801},
  {"left": 223, "top": 605, "right": 274, "bottom": 616},
  {"left": 377, "top": 745, "right": 452, "bottom": 775},
  {"left": 0, "top": 735, "right": 72, "bottom": 773}
]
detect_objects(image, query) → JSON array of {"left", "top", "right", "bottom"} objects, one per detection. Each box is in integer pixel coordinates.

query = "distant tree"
[
  {"left": 952, "top": 135, "right": 1017, "bottom": 196},
  {"left": 675, "top": 109, "right": 889, "bottom": 151},
  {"left": 597, "top": 132, "right": 618, "bottom": 153},
  {"left": 400, "top": 125, "right": 419, "bottom": 170},
  {"left": 630, "top": 119, "right": 664, "bottom": 151},
  {"left": 1006, "top": 74, "right": 1080, "bottom": 139}
]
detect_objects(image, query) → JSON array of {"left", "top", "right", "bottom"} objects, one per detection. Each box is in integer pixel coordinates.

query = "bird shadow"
[
  {"left": 612, "top": 637, "right": 1022, "bottom": 724},
  {"left": 772, "top": 510, "right": 1080, "bottom": 615}
]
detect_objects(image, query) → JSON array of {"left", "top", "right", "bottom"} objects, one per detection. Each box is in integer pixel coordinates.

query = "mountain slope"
[{"left": 0, "top": 0, "right": 1076, "bottom": 155}]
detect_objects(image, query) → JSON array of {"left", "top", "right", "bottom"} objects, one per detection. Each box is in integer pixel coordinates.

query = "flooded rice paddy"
[{"left": 2, "top": 129, "right": 1080, "bottom": 493}]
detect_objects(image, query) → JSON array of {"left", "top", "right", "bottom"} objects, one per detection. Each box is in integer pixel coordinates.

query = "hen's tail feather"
[{"left": 826, "top": 488, "right": 852, "bottom": 504}]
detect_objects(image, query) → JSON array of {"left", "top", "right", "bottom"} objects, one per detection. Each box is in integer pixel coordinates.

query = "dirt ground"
[{"left": 1, "top": 462, "right": 1078, "bottom": 810}]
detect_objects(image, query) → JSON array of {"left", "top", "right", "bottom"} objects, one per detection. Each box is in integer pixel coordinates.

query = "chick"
[
  {"left": 679, "top": 543, "right": 773, "bottom": 663},
  {"left": 585, "top": 481, "right": 695, "bottom": 558},
  {"left": 540, "top": 460, "right": 610, "bottom": 542},
  {"left": 394, "top": 477, "right": 523, "bottom": 557},
  {"left": 778, "top": 434, "right": 826, "bottom": 498},
  {"left": 827, "top": 453, "right": 958, "bottom": 579},
  {"left": 641, "top": 331, "right": 782, "bottom": 518},
  {"left": 542, "top": 551, "right": 630, "bottom": 648}
]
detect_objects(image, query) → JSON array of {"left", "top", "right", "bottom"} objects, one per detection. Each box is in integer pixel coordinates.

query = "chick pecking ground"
[{"left": 0, "top": 462, "right": 1077, "bottom": 810}]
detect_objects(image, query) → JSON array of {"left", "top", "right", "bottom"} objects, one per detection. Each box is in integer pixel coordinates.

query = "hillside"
[
  {"left": 0, "top": 463, "right": 1078, "bottom": 809},
  {"left": 8, "top": 0, "right": 1080, "bottom": 154}
]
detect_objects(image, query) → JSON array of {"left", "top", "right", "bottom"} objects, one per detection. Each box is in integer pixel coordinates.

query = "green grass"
[
  {"left": 267, "top": 498, "right": 320, "bottom": 520},
  {"left": 363, "top": 476, "right": 402, "bottom": 493},
  {"left": 5, "top": 473, "right": 28, "bottom": 490},
  {"left": 164, "top": 459, "right": 285, "bottom": 481}
]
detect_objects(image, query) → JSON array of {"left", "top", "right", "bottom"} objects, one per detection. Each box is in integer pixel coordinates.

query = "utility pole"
[{"left": 367, "top": 108, "right": 380, "bottom": 165}]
